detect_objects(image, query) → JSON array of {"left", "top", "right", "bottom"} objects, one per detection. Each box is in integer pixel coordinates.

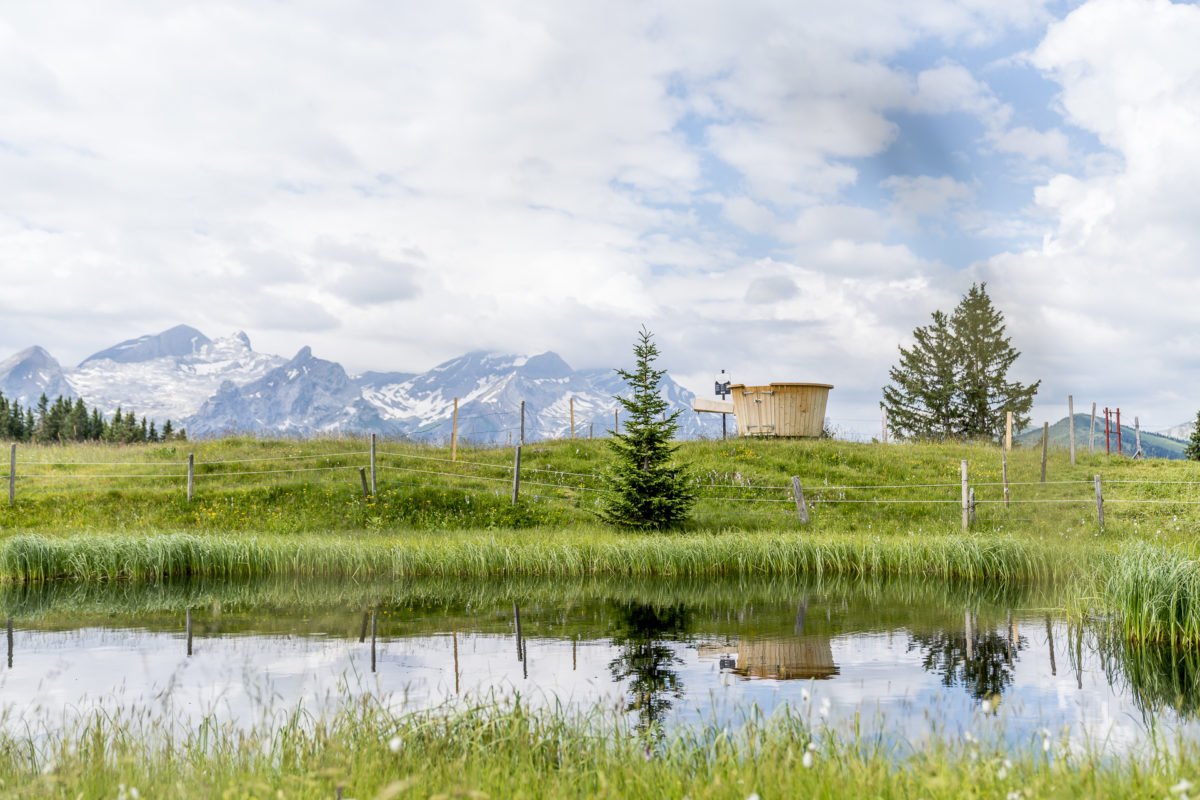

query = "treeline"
[{"left": 0, "top": 391, "right": 186, "bottom": 444}]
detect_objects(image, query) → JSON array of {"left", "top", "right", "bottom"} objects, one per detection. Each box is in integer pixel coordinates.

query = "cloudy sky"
[{"left": 2, "top": 0, "right": 1198, "bottom": 434}]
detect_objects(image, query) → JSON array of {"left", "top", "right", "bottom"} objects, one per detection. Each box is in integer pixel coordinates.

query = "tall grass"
[
  {"left": 1104, "top": 542, "right": 1200, "bottom": 647},
  {"left": 4, "top": 696, "right": 1200, "bottom": 799},
  {"left": 0, "top": 528, "right": 1090, "bottom": 584}
]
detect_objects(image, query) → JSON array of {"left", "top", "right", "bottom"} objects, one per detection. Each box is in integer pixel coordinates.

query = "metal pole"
[{"left": 1117, "top": 408, "right": 1122, "bottom": 455}]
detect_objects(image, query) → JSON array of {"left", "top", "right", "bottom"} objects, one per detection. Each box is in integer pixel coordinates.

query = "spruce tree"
[
  {"left": 1185, "top": 411, "right": 1200, "bottom": 461},
  {"left": 882, "top": 283, "right": 1040, "bottom": 441},
  {"left": 162, "top": 419, "right": 174, "bottom": 440},
  {"left": 881, "top": 310, "right": 958, "bottom": 439},
  {"left": 599, "top": 327, "right": 695, "bottom": 530}
]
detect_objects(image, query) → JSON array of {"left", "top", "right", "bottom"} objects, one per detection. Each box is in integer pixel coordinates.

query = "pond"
[{"left": 1, "top": 575, "right": 1194, "bottom": 754}]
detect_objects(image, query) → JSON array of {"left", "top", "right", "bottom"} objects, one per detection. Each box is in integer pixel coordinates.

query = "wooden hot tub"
[{"left": 730, "top": 383, "right": 833, "bottom": 438}]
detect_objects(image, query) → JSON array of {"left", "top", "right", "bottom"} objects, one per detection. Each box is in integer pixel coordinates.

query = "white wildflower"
[
  {"left": 807, "top": 742, "right": 818, "bottom": 752},
  {"left": 388, "top": 736, "right": 403, "bottom": 753},
  {"left": 1173, "top": 779, "right": 1194, "bottom": 794},
  {"left": 819, "top": 697, "right": 831, "bottom": 718},
  {"left": 802, "top": 751, "right": 814, "bottom": 769},
  {"left": 980, "top": 698, "right": 992, "bottom": 713},
  {"left": 997, "top": 767, "right": 1008, "bottom": 780}
]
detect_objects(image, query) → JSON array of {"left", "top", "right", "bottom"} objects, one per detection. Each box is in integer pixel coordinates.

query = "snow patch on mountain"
[
  {"left": 0, "top": 346, "right": 76, "bottom": 406},
  {"left": 69, "top": 329, "right": 284, "bottom": 423}
]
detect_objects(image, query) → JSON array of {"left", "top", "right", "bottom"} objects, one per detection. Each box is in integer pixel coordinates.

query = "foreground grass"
[{"left": 3, "top": 699, "right": 1198, "bottom": 799}]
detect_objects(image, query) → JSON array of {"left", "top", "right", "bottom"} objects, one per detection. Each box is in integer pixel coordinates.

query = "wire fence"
[{"left": 3, "top": 441, "right": 1200, "bottom": 528}]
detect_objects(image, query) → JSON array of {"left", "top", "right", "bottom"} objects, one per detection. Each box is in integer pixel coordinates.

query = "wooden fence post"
[
  {"left": 7, "top": 443, "right": 14, "bottom": 506},
  {"left": 589, "top": 423, "right": 593, "bottom": 439},
  {"left": 370, "top": 433, "right": 377, "bottom": 495},
  {"left": 187, "top": 453, "right": 194, "bottom": 502},
  {"left": 1040, "top": 422, "right": 1049, "bottom": 483},
  {"left": 1094, "top": 474, "right": 1104, "bottom": 530},
  {"left": 969, "top": 487, "right": 976, "bottom": 525},
  {"left": 1002, "top": 448, "right": 1010, "bottom": 508},
  {"left": 1005, "top": 411, "right": 1013, "bottom": 452},
  {"left": 1090, "top": 402, "right": 1097, "bottom": 455},
  {"left": 451, "top": 397, "right": 459, "bottom": 461},
  {"left": 1135, "top": 417, "right": 1142, "bottom": 458},
  {"left": 359, "top": 467, "right": 370, "bottom": 498},
  {"left": 881, "top": 405, "right": 888, "bottom": 444},
  {"left": 511, "top": 446, "right": 522, "bottom": 505},
  {"left": 520, "top": 400, "right": 525, "bottom": 445},
  {"left": 965, "top": 610, "right": 974, "bottom": 660},
  {"left": 1068, "top": 395, "right": 1076, "bottom": 465},
  {"left": 790, "top": 477, "right": 809, "bottom": 523},
  {"left": 961, "top": 460, "right": 969, "bottom": 531}
]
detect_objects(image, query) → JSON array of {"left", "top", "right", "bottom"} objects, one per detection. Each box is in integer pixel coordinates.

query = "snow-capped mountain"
[
  {"left": 187, "top": 346, "right": 397, "bottom": 437},
  {"left": 2, "top": 325, "right": 725, "bottom": 441},
  {"left": 69, "top": 325, "right": 284, "bottom": 423},
  {"left": 0, "top": 346, "right": 75, "bottom": 406},
  {"left": 1158, "top": 421, "right": 1195, "bottom": 442},
  {"left": 187, "top": 347, "right": 723, "bottom": 442}
]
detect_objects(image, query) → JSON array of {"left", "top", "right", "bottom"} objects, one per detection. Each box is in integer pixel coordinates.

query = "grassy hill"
[{"left": 1015, "top": 413, "right": 1188, "bottom": 459}]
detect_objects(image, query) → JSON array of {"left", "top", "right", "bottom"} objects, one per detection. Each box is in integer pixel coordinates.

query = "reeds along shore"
[{"left": 3, "top": 698, "right": 1200, "bottom": 800}]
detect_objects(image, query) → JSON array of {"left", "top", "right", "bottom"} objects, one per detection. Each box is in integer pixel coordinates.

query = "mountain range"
[{"left": 0, "top": 325, "right": 725, "bottom": 442}]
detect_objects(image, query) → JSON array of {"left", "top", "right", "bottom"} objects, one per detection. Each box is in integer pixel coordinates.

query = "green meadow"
[{"left": 3, "top": 435, "right": 1200, "bottom": 797}]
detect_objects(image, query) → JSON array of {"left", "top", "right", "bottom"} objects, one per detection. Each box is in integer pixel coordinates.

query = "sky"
[{"left": 2, "top": 0, "right": 1199, "bottom": 436}]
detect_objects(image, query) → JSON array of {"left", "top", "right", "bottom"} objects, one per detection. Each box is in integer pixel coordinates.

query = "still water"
[{"left": 0, "top": 576, "right": 1194, "bottom": 752}]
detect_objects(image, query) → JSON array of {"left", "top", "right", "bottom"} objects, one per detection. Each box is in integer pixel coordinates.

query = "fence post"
[
  {"left": 520, "top": 400, "right": 525, "bottom": 445},
  {"left": 7, "top": 443, "right": 14, "bottom": 506},
  {"left": 1068, "top": 395, "right": 1076, "bottom": 465},
  {"left": 1002, "top": 449, "right": 1010, "bottom": 508},
  {"left": 1135, "top": 417, "right": 1142, "bottom": 458},
  {"left": 186, "top": 608, "right": 193, "bottom": 657},
  {"left": 881, "top": 405, "right": 888, "bottom": 444},
  {"left": 1040, "top": 422, "right": 1049, "bottom": 483},
  {"left": 790, "top": 477, "right": 809, "bottom": 523},
  {"left": 359, "top": 467, "right": 370, "bottom": 499},
  {"left": 969, "top": 487, "right": 976, "bottom": 525},
  {"left": 1005, "top": 411, "right": 1013, "bottom": 452},
  {"left": 961, "top": 460, "right": 969, "bottom": 531},
  {"left": 1094, "top": 474, "right": 1104, "bottom": 530},
  {"left": 1117, "top": 408, "right": 1122, "bottom": 455},
  {"left": 570, "top": 397, "right": 575, "bottom": 439},
  {"left": 5, "top": 616, "right": 11, "bottom": 668},
  {"left": 371, "top": 609, "right": 377, "bottom": 673},
  {"left": 451, "top": 397, "right": 459, "bottom": 461},
  {"left": 590, "top": 423, "right": 593, "bottom": 439},
  {"left": 370, "top": 433, "right": 377, "bottom": 495},
  {"left": 187, "top": 453, "right": 194, "bottom": 502},
  {"left": 511, "top": 445, "right": 522, "bottom": 505},
  {"left": 1090, "top": 402, "right": 1097, "bottom": 455}
]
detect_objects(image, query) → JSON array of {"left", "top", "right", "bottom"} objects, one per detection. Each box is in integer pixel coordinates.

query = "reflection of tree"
[
  {"left": 608, "top": 603, "right": 688, "bottom": 736},
  {"left": 1105, "top": 636, "right": 1200, "bottom": 720},
  {"left": 909, "top": 629, "right": 1025, "bottom": 701}
]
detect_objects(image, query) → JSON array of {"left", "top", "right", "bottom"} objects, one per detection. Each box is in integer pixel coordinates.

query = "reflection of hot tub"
[{"left": 730, "top": 383, "right": 833, "bottom": 438}]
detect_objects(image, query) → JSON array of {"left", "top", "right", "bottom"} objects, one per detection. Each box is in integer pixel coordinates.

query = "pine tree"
[
  {"left": 1185, "top": 411, "right": 1200, "bottom": 461},
  {"left": 951, "top": 284, "right": 1040, "bottom": 438},
  {"left": 883, "top": 284, "right": 1040, "bottom": 441},
  {"left": 881, "top": 310, "right": 958, "bottom": 440},
  {"left": 162, "top": 419, "right": 174, "bottom": 440},
  {"left": 599, "top": 327, "right": 695, "bottom": 530}
]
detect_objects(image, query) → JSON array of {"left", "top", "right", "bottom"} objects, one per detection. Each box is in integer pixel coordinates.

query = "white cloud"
[
  {"left": 882, "top": 174, "right": 975, "bottom": 217},
  {"left": 976, "top": 0, "right": 1200, "bottom": 426}
]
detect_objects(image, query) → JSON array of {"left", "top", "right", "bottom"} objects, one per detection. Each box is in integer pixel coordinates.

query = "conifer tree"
[
  {"left": 162, "top": 419, "right": 174, "bottom": 440},
  {"left": 883, "top": 283, "right": 1040, "bottom": 441},
  {"left": 1185, "top": 411, "right": 1200, "bottom": 461},
  {"left": 599, "top": 327, "right": 695, "bottom": 530}
]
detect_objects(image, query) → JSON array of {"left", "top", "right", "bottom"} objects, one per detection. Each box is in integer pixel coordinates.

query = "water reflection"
[
  {"left": 1, "top": 574, "right": 1199, "bottom": 753},
  {"left": 910, "top": 612, "right": 1026, "bottom": 704},
  {"left": 608, "top": 603, "right": 687, "bottom": 735}
]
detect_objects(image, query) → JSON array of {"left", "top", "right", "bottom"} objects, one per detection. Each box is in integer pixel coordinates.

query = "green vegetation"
[
  {"left": 5, "top": 698, "right": 1200, "bottom": 799},
  {"left": 0, "top": 390, "right": 184, "bottom": 444},
  {"left": 3, "top": 434, "right": 1200, "bottom": 645},
  {"left": 1188, "top": 409, "right": 1200, "bottom": 461},
  {"left": 599, "top": 327, "right": 695, "bottom": 529},
  {"left": 883, "top": 283, "right": 1040, "bottom": 440}
]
